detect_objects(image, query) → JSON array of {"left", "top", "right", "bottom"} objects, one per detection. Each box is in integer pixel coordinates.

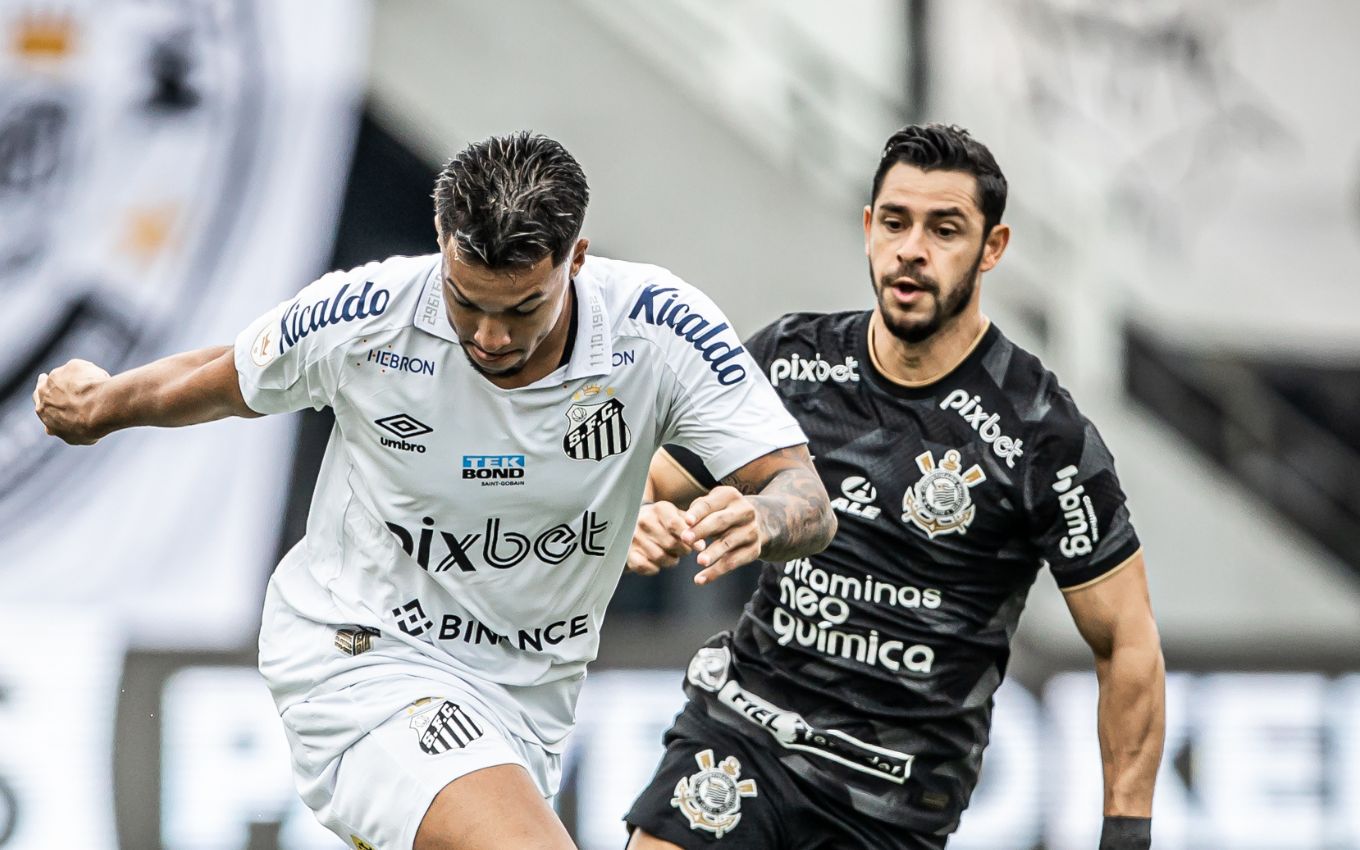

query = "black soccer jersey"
[{"left": 667, "top": 310, "right": 1140, "bottom": 833}]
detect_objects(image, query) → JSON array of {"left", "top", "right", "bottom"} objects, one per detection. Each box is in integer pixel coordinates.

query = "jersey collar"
[
  {"left": 859, "top": 311, "right": 1001, "bottom": 400},
  {"left": 411, "top": 260, "right": 459, "bottom": 343},
  {"left": 561, "top": 261, "right": 613, "bottom": 380},
  {"left": 411, "top": 254, "right": 614, "bottom": 380}
]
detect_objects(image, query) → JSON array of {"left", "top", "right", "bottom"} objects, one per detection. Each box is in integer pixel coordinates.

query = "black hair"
[
  {"left": 871, "top": 124, "right": 1007, "bottom": 233},
  {"left": 433, "top": 131, "right": 590, "bottom": 268}
]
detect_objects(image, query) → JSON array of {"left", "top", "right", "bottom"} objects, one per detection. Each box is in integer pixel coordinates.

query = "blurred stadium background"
[{"left": 3, "top": 1, "right": 1359, "bottom": 848}]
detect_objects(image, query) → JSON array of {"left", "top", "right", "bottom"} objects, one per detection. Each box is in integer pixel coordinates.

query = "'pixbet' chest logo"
[
  {"left": 563, "top": 385, "right": 631, "bottom": 461},
  {"left": 1052, "top": 465, "right": 1100, "bottom": 557},
  {"left": 831, "top": 475, "right": 881, "bottom": 520},
  {"left": 386, "top": 511, "right": 609, "bottom": 572},
  {"left": 769, "top": 352, "right": 860, "bottom": 387},
  {"left": 902, "top": 449, "right": 986, "bottom": 538},
  {"left": 671, "top": 749, "right": 758, "bottom": 839},
  {"left": 629, "top": 284, "right": 747, "bottom": 385},
  {"left": 939, "top": 389, "right": 1023, "bottom": 468},
  {"left": 278, "top": 280, "right": 390, "bottom": 355}
]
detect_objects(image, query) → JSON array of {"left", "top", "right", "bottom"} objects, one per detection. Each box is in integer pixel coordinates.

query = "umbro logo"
[{"left": 375, "top": 413, "right": 432, "bottom": 453}]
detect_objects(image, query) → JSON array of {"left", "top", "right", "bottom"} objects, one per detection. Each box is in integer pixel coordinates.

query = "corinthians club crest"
[
  {"left": 902, "top": 448, "right": 986, "bottom": 538},
  {"left": 671, "top": 749, "right": 758, "bottom": 838},
  {"left": 563, "top": 385, "right": 631, "bottom": 461}
]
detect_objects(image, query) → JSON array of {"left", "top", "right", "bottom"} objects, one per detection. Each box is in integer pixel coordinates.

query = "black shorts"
[{"left": 624, "top": 703, "right": 948, "bottom": 850}]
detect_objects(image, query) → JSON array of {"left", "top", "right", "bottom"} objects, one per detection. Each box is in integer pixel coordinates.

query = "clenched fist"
[
  {"left": 33, "top": 359, "right": 112, "bottom": 445},
  {"left": 627, "top": 486, "right": 768, "bottom": 585},
  {"left": 627, "top": 501, "right": 695, "bottom": 577}
]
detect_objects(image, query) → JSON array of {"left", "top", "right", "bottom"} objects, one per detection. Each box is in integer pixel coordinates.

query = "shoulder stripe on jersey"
[
  {"left": 1058, "top": 547, "right": 1143, "bottom": 594},
  {"left": 657, "top": 446, "right": 710, "bottom": 494}
]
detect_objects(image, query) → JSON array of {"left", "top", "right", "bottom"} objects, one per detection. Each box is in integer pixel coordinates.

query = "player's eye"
[
  {"left": 515, "top": 303, "right": 541, "bottom": 316},
  {"left": 883, "top": 218, "right": 904, "bottom": 231},
  {"left": 936, "top": 225, "right": 958, "bottom": 238}
]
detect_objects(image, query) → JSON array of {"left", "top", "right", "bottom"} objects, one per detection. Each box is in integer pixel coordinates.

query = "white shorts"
[
  {"left": 281, "top": 691, "right": 561, "bottom": 850},
  {"left": 259, "top": 581, "right": 566, "bottom": 850}
]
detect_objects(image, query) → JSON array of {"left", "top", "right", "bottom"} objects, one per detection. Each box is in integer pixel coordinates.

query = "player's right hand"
[
  {"left": 33, "top": 358, "right": 112, "bottom": 445},
  {"left": 627, "top": 501, "right": 696, "bottom": 576}
]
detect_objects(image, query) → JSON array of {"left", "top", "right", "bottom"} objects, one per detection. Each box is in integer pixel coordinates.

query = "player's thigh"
[
  {"left": 308, "top": 696, "right": 567, "bottom": 850},
  {"left": 415, "top": 763, "right": 574, "bottom": 850},
  {"left": 624, "top": 708, "right": 791, "bottom": 848}
]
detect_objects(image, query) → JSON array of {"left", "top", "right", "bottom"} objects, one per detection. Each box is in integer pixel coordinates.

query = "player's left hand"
[
  {"left": 683, "top": 485, "right": 767, "bottom": 585},
  {"left": 627, "top": 501, "right": 696, "bottom": 576}
]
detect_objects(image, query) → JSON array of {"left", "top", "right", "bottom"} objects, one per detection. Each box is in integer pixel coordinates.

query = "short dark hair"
[
  {"left": 433, "top": 131, "right": 590, "bottom": 268},
  {"left": 871, "top": 124, "right": 1007, "bottom": 234}
]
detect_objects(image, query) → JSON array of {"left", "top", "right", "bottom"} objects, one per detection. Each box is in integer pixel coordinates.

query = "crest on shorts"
[
  {"left": 349, "top": 836, "right": 376, "bottom": 850},
  {"left": 686, "top": 645, "right": 732, "bottom": 693},
  {"left": 405, "top": 698, "right": 483, "bottom": 755},
  {"left": 671, "top": 749, "right": 758, "bottom": 838},
  {"left": 563, "top": 385, "right": 630, "bottom": 461},
  {"left": 901, "top": 449, "right": 986, "bottom": 538}
]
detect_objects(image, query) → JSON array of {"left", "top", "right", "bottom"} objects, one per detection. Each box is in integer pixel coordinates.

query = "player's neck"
[
  {"left": 869, "top": 309, "right": 990, "bottom": 388},
  {"left": 485, "top": 284, "right": 577, "bottom": 390}
]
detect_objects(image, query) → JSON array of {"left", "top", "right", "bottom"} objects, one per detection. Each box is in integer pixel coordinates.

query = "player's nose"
[
  {"left": 473, "top": 317, "right": 512, "bottom": 353},
  {"left": 895, "top": 225, "right": 929, "bottom": 266}
]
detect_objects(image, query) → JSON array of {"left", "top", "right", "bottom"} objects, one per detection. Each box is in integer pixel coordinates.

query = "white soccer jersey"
[{"left": 234, "top": 253, "right": 804, "bottom": 758}]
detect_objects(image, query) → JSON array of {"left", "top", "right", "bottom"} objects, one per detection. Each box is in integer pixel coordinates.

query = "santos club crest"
[
  {"left": 563, "top": 386, "right": 631, "bottom": 461},
  {"left": 902, "top": 448, "right": 986, "bottom": 538},
  {"left": 406, "top": 698, "right": 483, "bottom": 755},
  {"left": 671, "top": 749, "right": 758, "bottom": 838}
]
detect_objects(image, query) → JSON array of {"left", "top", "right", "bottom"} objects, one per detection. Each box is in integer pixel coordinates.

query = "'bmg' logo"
[{"left": 462, "top": 454, "right": 526, "bottom": 481}]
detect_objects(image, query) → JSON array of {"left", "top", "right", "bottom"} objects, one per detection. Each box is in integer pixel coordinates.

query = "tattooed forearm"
[{"left": 723, "top": 445, "right": 836, "bottom": 562}]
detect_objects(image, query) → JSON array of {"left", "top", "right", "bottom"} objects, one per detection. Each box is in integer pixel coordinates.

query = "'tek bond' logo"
[
  {"left": 462, "top": 454, "right": 525, "bottom": 485},
  {"left": 628, "top": 284, "right": 747, "bottom": 385}
]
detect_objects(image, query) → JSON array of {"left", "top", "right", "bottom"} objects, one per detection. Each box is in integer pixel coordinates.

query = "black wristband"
[{"left": 1099, "top": 816, "right": 1151, "bottom": 850}]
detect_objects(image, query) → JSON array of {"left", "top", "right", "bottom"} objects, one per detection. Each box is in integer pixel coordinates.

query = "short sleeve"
[
  {"left": 660, "top": 318, "right": 787, "bottom": 486},
  {"left": 1024, "top": 407, "right": 1141, "bottom": 590},
  {"left": 233, "top": 263, "right": 389, "bottom": 414},
  {"left": 651, "top": 287, "right": 805, "bottom": 479}
]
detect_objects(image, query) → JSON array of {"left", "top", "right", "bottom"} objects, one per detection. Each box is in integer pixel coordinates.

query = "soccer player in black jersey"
[{"left": 623, "top": 125, "right": 1165, "bottom": 850}]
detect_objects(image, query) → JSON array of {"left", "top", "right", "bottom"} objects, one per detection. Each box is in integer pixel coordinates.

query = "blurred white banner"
[
  {"left": 929, "top": 0, "right": 1360, "bottom": 358},
  {"left": 135, "top": 666, "right": 1360, "bottom": 849},
  {"left": 0, "top": 0, "right": 368, "bottom": 648}
]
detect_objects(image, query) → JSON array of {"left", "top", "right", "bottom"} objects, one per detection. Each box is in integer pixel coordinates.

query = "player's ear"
[
  {"left": 862, "top": 205, "right": 873, "bottom": 255},
  {"left": 569, "top": 238, "right": 590, "bottom": 277},
  {"left": 979, "top": 223, "right": 1010, "bottom": 273}
]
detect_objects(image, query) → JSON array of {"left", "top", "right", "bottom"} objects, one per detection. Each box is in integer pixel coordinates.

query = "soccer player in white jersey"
[{"left": 33, "top": 131, "right": 836, "bottom": 850}]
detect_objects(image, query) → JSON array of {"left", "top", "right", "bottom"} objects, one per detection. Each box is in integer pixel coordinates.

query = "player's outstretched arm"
[
  {"left": 34, "top": 346, "right": 261, "bottom": 446},
  {"left": 1063, "top": 551, "right": 1165, "bottom": 850},
  {"left": 686, "top": 444, "right": 834, "bottom": 585}
]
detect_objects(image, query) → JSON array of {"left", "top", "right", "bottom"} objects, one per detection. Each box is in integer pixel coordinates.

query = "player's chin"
[
  {"left": 466, "top": 351, "right": 527, "bottom": 376},
  {"left": 880, "top": 307, "right": 940, "bottom": 344}
]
